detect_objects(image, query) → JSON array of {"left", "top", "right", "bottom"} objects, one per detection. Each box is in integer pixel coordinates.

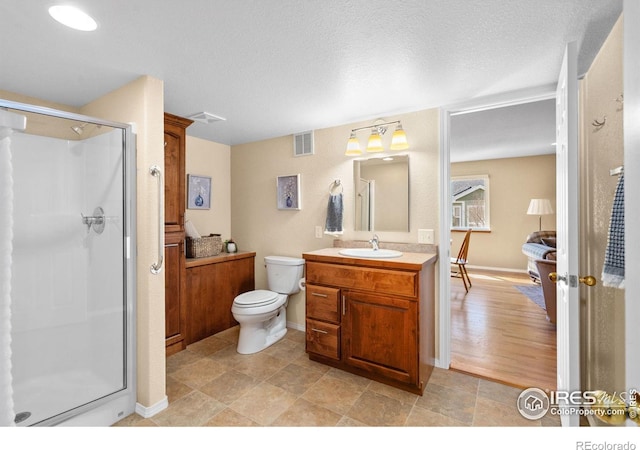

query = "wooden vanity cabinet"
[{"left": 303, "top": 250, "right": 436, "bottom": 395}]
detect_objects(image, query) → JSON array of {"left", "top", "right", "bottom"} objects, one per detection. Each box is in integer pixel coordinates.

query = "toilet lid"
[{"left": 234, "top": 290, "right": 279, "bottom": 308}]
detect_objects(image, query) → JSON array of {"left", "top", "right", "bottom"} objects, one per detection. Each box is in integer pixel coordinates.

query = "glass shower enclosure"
[{"left": 0, "top": 99, "right": 136, "bottom": 426}]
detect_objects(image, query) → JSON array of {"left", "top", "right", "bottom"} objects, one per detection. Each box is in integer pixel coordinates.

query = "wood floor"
[{"left": 450, "top": 268, "right": 557, "bottom": 392}]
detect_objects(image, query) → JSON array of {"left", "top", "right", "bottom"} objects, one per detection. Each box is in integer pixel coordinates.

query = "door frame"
[{"left": 437, "top": 85, "right": 556, "bottom": 369}]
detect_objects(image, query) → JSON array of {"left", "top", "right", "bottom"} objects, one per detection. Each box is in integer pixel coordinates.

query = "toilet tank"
[{"left": 265, "top": 256, "right": 305, "bottom": 294}]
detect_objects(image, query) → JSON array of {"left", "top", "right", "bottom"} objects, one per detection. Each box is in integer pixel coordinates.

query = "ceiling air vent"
[
  {"left": 187, "top": 111, "right": 226, "bottom": 124},
  {"left": 293, "top": 131, "right": 314, "bottom": 157}
]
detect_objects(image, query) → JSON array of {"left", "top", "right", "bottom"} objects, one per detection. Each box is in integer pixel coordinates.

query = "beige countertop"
[{"left": 302, "top": 247, "right": 437, "bottom": 271}]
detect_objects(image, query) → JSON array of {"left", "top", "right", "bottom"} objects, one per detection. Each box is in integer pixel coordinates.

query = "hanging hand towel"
[
  {"left": 602, "top": 173, "right": 625, "bottom": 288},
  {"left": 324, "top": 193, "right": 344, "bottom": 236}
]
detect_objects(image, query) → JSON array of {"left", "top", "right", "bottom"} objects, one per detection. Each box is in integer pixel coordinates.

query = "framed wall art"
[
  {"left": 276, "top": 174, "right": 301, "bottom": 210},
  {"left": 187, "top": 174, "right": 211, "bottom": 209}
]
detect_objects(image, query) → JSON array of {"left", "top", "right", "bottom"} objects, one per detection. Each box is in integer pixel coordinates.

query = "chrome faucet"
[{"left": 369, "top": 234, "right": 380, "bottom": 251}]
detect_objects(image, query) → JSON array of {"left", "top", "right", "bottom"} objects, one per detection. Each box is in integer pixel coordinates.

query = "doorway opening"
[{"left": 438, "top": 90, "right": 558, "bottom": 391}]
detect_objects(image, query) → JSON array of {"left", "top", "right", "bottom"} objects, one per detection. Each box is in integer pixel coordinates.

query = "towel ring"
[{"left": 329, "top": 179, "right": 343, "bottom": 195}]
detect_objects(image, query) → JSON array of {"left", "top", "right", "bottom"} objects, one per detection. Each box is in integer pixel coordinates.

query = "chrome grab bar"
[{"left": 150, "top": 165, "right": 164, "bottom": 274}]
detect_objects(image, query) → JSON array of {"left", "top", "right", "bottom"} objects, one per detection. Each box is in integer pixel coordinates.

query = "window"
[{"left": 451, "top": 175, "right": 490, "bottom": 231}]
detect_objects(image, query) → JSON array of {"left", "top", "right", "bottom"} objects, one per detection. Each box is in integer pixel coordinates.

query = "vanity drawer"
[
  {"left": 306, "top": 285, "right": 340, "bottom": 323},
  {"left": 306, "top": 261, "right": 418, "bottom": 298},
  {"left": 306, "top": 319, "right": 340, "bottom": 360}
]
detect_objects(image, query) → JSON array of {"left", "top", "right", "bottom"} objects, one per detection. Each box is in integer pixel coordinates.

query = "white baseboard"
[
  {"left": 135, "top": 396, "right": 168, "bottom": 419},
  {"left": 287, "top": 321, "right": 305, "bottom": 332}
]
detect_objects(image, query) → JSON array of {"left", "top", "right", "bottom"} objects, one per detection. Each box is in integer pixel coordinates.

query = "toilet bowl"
[{"left": 232, "top": 256, "right": 304, "bottom": 354}]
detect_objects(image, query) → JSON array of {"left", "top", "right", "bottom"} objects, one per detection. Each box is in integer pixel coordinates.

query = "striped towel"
[{"left": 602, "top": 173, "right": 624, "bottom": 288}]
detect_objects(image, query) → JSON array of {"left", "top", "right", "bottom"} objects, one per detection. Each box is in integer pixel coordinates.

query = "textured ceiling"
[{"left": 0, "top": 0, "right": 623, "bottom": 148}]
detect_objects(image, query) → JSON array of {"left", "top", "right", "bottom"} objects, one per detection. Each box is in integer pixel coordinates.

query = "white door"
[{"left": 555, "top": 41, "right": 580, "bottom": 427}]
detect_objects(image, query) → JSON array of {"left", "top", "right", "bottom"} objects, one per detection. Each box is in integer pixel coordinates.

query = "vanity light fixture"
[
  {"left": 344, "top": 120, "right": 409, "bottom": 156},
  {"left": 48, "top": 5, "right": 98, "bottom": 31}
]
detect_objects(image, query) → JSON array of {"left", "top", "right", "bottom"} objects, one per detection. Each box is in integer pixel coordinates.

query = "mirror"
[{"left": 353, "top": 155, "right": 409, "bottom": 232}]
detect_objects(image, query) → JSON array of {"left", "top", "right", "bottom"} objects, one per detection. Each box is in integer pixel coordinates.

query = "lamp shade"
[
  {"left": 366, "top": 129, "right": 384, "bottom": 152},
  {"left": 390, "top": 124, "right": 409, "bottom": 150},
  {"left": 527, "top": 198, "right": 554, "bottom": 231},
  {"left": 527, "top": 198, "right": 554, "bottom": 215},
  {"left": 345, "top": 132, "right": 362, "bottom": 156}
]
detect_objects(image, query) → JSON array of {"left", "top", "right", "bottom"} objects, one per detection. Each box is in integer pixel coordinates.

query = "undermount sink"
[{"left": 338, "top": 248, "right": 403, "bottom": 258}]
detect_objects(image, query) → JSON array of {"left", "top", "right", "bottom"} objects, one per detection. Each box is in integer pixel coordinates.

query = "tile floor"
[{"left": 115, "top": 326, "right": 561, "bottom": 427}]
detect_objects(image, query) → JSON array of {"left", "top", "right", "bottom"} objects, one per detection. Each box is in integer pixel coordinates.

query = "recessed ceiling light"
[{"left": 48, "top": 5, "right": 98, "bottom": 31}]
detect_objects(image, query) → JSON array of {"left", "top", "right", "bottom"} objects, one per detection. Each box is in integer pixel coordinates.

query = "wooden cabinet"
[
  {"left": 165, "top": 232, "right": 186, "bottom": 356},
  {"left": 163, "top": 113, "right": 192, "bottom": 234},
  {"left": 185, "top": 252, "right": 256, "bottom": 344},
  {"left": 164, "top": 113, "right": 192, "bottom": 356},
  {"left": 302, "top": 249, "right": 437, "bottom": 395}
]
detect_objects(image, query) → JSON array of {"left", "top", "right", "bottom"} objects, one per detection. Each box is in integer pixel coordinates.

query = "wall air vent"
[{"left": 293, "top": 131, "right": 314, "bottom": 157}]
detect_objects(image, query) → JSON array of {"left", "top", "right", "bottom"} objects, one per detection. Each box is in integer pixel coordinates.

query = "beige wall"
[
  {"left": 451, "top": 154, "right": 556, "bottom": 271},
  {"left": 579, "top": 14, "right": 625, "bottom": 393},
  {"left": 185, "top": 136, "right": 231, "bottom": 240},
  {"left": 81, "top": 76, "right": 165, "bottom": 408},
  {"left": 230, "top": 109, "right": 440, "bottom": 329}
]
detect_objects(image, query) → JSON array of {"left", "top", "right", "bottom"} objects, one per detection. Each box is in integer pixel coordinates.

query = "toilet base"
[{"left": 235, "top": 305, "right": 288, "bottom": 354}]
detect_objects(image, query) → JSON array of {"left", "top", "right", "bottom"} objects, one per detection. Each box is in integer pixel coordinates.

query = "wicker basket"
[{"left": 186, "top": 234, "right": 223, "bottom": 258}]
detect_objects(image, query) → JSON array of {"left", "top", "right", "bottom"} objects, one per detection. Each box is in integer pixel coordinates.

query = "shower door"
[{"left": 3, "top": 103, "right": 135, "bottom": 426}]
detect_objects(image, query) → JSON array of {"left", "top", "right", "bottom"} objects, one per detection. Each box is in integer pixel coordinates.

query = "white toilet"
[{"left": 231, "top": 255, "right": 305, "bottom": 354}]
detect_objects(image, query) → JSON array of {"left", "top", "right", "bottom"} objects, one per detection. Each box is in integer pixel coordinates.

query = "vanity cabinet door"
[
  {"left": 165, "top": 232, "right": 186, "bottom": 356},
  {"left": 342, "top": 290, "right": 418, "bottom": 385},
  {"left": 163, "top": 113, "right": 192, "bottom": 234}
]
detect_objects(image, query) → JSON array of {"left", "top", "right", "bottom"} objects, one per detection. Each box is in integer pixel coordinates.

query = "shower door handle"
[{"left": 150, "top": 165, "right": 164, "bottom": 274}]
